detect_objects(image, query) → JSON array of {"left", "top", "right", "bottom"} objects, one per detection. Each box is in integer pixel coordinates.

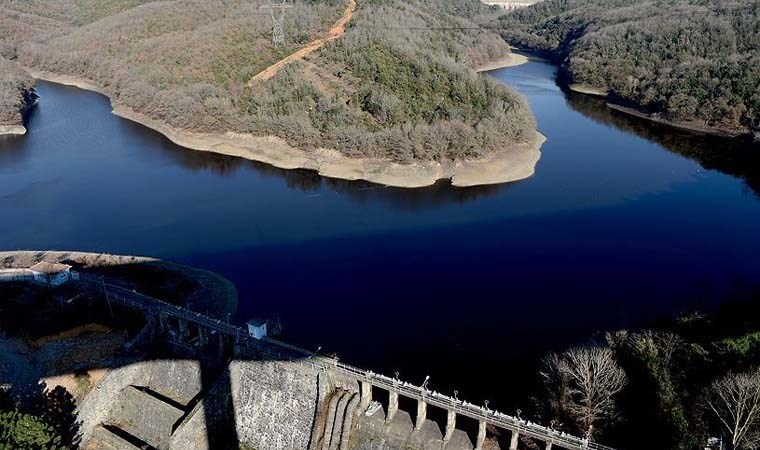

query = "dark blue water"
[{"left": 2, "top": 59, "right": 760, "bottom": 411}]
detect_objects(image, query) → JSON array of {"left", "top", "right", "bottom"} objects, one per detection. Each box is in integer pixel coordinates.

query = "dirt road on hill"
[{"left": 249, "top": 0, "right": 356, "bottom": 84}]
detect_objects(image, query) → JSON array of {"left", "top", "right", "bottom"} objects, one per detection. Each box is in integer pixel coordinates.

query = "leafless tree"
[
  {"left": 541, "top": 346, "right": 627, "bottom": 439},
  {"left": 705, "top": 369, "right": 760, "bottom": 450}
]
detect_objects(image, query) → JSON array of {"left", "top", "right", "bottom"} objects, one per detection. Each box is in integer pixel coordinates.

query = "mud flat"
[{"left": 27, "top": 69, "right": 544, "bottom": 188}]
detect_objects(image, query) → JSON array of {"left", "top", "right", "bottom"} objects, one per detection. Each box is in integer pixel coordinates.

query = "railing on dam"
[{"left": 100, "top": 282, "right": 615, "bottom": 450}]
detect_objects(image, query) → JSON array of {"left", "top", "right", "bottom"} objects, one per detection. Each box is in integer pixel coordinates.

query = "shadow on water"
[{"left": 563, "top": 90, "right": 760, "bottom": 198}]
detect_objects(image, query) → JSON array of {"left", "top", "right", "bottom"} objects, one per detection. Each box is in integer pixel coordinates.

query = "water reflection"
[
  {"left": 563, "top": 90, "right": 760, "bottom": 197},
  {"left": 124, "top": 116, "right": 513, "bottom": 209}
]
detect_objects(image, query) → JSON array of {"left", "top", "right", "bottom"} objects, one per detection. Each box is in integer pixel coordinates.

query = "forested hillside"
[
  {"left": 0, "top": 0, "right": 536, "bottom": 164},
  {"left": 0, "top": 57, "right": 34, "bottom": 128},
  {"left": 498, "top": 0, "right": 760, "bottom": 138}
]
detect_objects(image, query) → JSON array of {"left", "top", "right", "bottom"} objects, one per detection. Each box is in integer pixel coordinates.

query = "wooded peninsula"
[
  {"left": 0, "top": 0, "right": 543, "bottom": 187},
  {"left": 0, "top": 57, "right": 35, "bottom": 135},
  {"left": 498, "top": 0, "right": 760, "bottom": 139}
]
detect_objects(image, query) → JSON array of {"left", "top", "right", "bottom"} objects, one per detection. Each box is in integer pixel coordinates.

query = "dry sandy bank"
[
  {"left": 568, "top": 83, "right": 609, "bottom": 97},
  {"left": 0, "top": 124, "right": 26, "bottom": 136},
  {"left": 28, "top": 69, "right": 543, "bottom": 188},
  {"left": 475, "top": 53, "right": 529, "bottom": 72}
]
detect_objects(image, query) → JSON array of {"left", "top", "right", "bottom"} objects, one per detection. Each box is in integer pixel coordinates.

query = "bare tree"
[
  {"left": 705, "top": 369, "right": 760, "bottom": 450},
  {"left": 541, "top": 346, "right": 627, "bottom": 439}
]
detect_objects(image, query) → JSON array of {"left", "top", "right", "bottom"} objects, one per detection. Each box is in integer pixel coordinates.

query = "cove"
[{"left": 1, "top": 58, "right": 760, "bottom": 412}]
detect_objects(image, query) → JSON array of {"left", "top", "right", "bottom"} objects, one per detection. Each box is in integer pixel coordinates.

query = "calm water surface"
[{"left": 2, "top": 59, "right": 760, "bottom": 411}]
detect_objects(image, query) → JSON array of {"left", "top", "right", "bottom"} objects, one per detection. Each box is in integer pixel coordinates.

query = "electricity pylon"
[{"left": 261, "top": 0, "right": 291, "bottom": 46}]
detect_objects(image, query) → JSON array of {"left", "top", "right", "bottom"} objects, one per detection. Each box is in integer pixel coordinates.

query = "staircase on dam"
[{"left": 82, "top": 359, "right": 231, "bottom": 450}]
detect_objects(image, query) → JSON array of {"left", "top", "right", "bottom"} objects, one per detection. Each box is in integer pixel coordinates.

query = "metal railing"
[{"left": 101, "top": 283, "right": 615, "bottom": 450}]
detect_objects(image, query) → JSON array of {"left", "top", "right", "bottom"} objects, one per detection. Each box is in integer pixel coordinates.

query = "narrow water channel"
[{"left": 1, "top": 58, "right": 759, "bottom": 411}]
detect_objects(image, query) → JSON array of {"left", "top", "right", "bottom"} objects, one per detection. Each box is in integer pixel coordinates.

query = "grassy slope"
[
  {"left": 0, "top": 0, "right": 536, "bottom": 163},
  {"left": 499, "top": 0, "right": 760, "bottom": 137}
]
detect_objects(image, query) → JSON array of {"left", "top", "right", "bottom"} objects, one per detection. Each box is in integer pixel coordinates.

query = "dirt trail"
[{"left": 249, "top": 0, "right": 356, "bottom": 84}]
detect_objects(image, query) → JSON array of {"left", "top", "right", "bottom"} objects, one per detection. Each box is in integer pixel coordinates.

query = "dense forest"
[
  {"left": 0, "top": 57, "right": 34, "bottom": 128},
  {"left": 0, "top": 0, "right": 536, "bottom": 163},
  {"left": 498, "top": 0, "right": 760, "bottom": 138}
]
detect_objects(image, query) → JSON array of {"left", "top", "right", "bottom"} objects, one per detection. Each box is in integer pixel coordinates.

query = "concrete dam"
[{"left": 78, "top": 282, "right": 612, "bottom": 450}]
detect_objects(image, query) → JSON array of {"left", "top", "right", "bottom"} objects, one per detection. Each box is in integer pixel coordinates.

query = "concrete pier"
[
  {"left": 386, "top": 391, "right": 399, "bottom": 423},
  {"left": 475, "top": 420, "right": 486, "bottom": 450},
  {"left": 510, "top": 430, "right": 519, "bottom": 450},
  {"left": 415, "top": 400, "right": 427, "bottom": 431},
  {"left": 178, "top": 319, "right": 188, "bottom": 339},
  {"left": 444, "top": 410, "right": 456, "bottom": 441},
  {"left": 360, "top": 381, "right": 372, "bottom": 409}
]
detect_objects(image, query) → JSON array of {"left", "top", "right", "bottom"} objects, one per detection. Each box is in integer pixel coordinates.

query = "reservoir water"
[{"left": 2, "top": 58, "right": 760, "bottom": 412}]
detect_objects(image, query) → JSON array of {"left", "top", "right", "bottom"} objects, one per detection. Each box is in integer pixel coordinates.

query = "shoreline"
[
  {"left": 568, "top": 83, "right": 608, "bottom": 97},
  {"left": 565, "top": 80, "right": 747, "bottom": 139},
  {"left": 27, "top": 68, "right": 544, "bottom": 188},
  {"left": 606, "top": 103, "right": 744, "bottom": 139},
  {"left": 0, "top": 124, "right": 27, "bottom": 136},
  {"left": 475, "top": 52, "right": 529, "bottom": 72}
]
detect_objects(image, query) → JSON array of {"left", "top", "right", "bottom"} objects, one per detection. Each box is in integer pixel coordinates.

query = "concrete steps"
[
  {"left": 86, "top": 385, "right": 186, "bottom": 450},
  {"left": 85, "top": 425, "right": 146, "bottom": 450},
  {"left": 82, "top": 360, "right": 233, "bottom": 450}
]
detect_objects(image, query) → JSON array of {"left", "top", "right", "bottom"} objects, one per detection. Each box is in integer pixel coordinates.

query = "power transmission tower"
[{"left": 261, "top": 0, "right": 292, "bottom": 46}]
